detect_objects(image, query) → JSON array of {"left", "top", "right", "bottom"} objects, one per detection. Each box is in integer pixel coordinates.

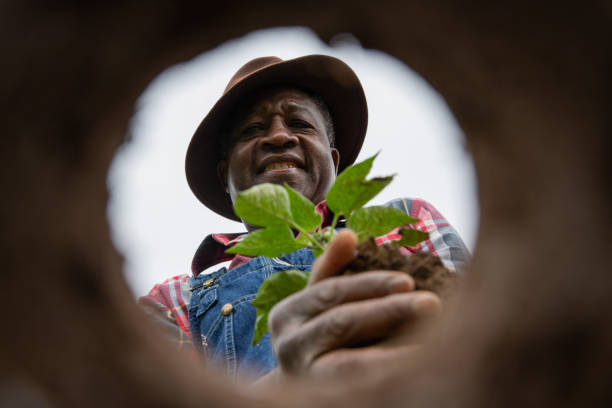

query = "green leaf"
[
  {"left": 348, "top": 206, "right": 420, "bottom": 242},
  {"left": 233, "top": 184, "right": 292, "bottom": 227},
  {"left": 295, "top": 234, "right": 312, "bottom": 247},
  {"left": 326, "top": 153, "right": 394, "bottom": 218},
  {"left": 226, "top": 226, "right": 305, "bottom": 257},
  {"left": 252, "top": 269, "right": 310, "bottom": 345},
  {"left": 394, "top": 228, "right": 430, "bottom": 247},
  {"left": 284, "top": 183, "right": 321, "bottom": 231},
  {"left": 253, "top": 309, "right": 269, "bottom": 348}
]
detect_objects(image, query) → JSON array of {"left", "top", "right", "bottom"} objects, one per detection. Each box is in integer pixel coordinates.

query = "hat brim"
[{"left": 185, "top": 54, "right": 368, "bottom": 222}]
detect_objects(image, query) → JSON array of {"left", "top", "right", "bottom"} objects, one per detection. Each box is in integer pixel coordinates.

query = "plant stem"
[
  {"left": 291, "top": 223, "right": 326, "bottom": 252},
  {"left": 269, "top": 212, "right": 326, "bottom": 253},
  {"left": 331, "top": 213, "right": 341, "bottom": 230}
]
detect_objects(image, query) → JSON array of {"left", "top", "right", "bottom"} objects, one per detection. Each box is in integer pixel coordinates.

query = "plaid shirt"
[{"left": 139, "top": 198, "right": 469, "bottom": 350}]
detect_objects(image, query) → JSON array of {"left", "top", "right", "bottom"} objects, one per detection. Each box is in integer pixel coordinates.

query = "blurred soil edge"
[{"left": 0, "top": 1, "right": 610, "bottom": 407}]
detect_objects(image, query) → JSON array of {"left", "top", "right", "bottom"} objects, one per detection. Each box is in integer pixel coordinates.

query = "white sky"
[{"left": 107, "top": 27, "right": 480, "bottom": 296}]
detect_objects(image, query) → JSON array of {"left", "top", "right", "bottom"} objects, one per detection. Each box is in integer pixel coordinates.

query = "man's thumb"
[{"left": 310, "top": 229, "right": 358, "bottom": 284}]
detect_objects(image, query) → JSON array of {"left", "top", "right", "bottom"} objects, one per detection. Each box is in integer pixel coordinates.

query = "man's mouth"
[
  {"left": 263, "top": 161, "right": 298, "bottom": 172},
  {"left": 258, "top": 154, "right": 305, "bottom": 174}
]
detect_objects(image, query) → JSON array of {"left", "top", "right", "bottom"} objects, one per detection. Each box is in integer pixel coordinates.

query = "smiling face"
[{"left": 218, "top": 88, "right": 340, "bottom": 215}]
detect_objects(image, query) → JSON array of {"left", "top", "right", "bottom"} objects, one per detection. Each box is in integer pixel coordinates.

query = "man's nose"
[{"left": 260, "top": 117, "right": 297, "bottom": 149}]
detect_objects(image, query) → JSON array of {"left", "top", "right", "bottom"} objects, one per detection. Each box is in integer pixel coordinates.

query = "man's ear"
[
  {"left": 331, "top": 147, "right": 340, "bottom": 175},
  {"left": 217, "top": 160, "right": 229, "bottom": 193}
]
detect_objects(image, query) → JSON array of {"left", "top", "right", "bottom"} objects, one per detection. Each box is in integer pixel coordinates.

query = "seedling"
[{"left": 226, "top": 153, "right": 429, "bottom": 345}]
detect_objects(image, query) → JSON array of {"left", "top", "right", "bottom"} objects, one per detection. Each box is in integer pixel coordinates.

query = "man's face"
[{"left": 218, "top": 88, "right": 340, "bottom": 208}]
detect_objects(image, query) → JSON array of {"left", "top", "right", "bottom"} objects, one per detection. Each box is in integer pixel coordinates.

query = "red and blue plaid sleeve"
[
  {"left": 138, "top": 273, "right": 193, "bottom": 348},
  {"left": 375, "top": 198, "right": 470, "bottom": 273}
]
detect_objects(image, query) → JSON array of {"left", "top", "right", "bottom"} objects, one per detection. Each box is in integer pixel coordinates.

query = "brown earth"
[
  {"left": 344, "top": 237, "right": 458, "bottom": 299},
  {"left": 1, "top": 1, "right": 610, "bottom": 407}
]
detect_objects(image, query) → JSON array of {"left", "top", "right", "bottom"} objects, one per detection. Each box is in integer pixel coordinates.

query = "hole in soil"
[{"left": 106, "top": 27, "right": 479, "bottom": 296}]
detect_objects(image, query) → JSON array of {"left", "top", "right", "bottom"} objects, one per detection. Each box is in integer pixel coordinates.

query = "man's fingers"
[
  {"left": 274, "top": 291, "right": 440, "bottom": 374},
  {"left": 303, "top": 291, "right": 441, "bottom": 351},
  {"left": 268, "top": 271, "right": 414, "bottom": 336},
  {"left": 310, "top": 229, "right": 358, "bottom": 284},
  {"left": 310, "top": 344, "right": 421, "bottom": 379}
]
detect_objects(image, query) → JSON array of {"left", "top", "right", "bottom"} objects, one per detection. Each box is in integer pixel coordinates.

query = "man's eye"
[
  {"left": 289, "top": 120, "right": 312, "bottom": 129},
  {"left": 242, "top": 124, "right": 264, "bottom": 135}
]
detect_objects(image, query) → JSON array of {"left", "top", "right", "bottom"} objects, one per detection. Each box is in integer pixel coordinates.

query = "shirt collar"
[{"left": 191, "top": 200, "right": 335, "bottom": 276}]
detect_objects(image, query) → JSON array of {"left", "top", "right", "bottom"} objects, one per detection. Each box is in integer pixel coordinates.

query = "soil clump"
[{"left": 343, "top": 236, "right": 459, "bottom": 299}]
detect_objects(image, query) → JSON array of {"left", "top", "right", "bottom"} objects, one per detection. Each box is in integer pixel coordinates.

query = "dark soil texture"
[{"left": 343, "top": 237, "right": 459, "bottom": 299}]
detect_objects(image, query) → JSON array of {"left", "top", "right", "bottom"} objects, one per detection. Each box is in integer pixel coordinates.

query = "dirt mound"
[{"left": 344, "top": 237, "right": 459, "bottom": 299}]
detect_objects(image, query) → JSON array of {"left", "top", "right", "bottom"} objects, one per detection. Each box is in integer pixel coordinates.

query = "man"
[{"left": 140, "top": 55, "right": 469, "bottom": 381}]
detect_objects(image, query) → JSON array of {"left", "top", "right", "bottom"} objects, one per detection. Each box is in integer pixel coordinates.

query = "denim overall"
[{"left": 188, "top": 247, "right": 315, "bottom": 380}]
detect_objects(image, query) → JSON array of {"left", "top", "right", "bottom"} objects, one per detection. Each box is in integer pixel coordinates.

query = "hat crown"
[{"left": 224, "top": 56, "right": 283, "bottom": 94}]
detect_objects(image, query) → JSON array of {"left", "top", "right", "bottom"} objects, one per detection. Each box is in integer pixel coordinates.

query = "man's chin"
[
  {"left": 257, "top": 169, "right": 303, "bottom": 186},
  {"left": 255, "top": 171, "right": 312, "bottom": 196}
]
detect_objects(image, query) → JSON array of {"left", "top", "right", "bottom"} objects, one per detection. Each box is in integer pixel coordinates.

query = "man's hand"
[{"left": 266, "top": 229, "right": 441, "bottom": 379}]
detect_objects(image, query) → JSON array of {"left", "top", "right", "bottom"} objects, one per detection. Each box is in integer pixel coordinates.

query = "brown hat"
[{"left": 185, "top": 55, "right": 368, "bottom": 222}]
